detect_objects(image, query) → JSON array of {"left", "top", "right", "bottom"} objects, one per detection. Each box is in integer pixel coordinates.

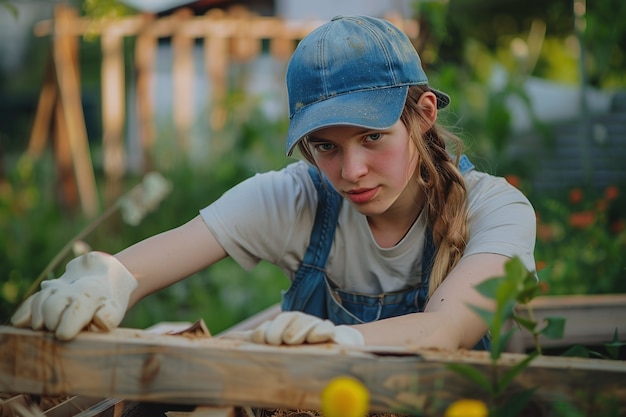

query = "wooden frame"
[
  {"left": 1, "top": 326, "right": 625, "bottom": 415},
  {"left": 506, "top": 294, "right": 626, "bottom": 353},
  {"left": 29, "top": 5, "right": 419, "bottom": 208}
]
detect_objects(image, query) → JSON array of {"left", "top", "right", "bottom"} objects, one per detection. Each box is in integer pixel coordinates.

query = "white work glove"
[
  {"left": 11, "top": 252, "right": 137, "bottom": 340},
  {"left": 250, "top": 311, "right": 364, "bottom": 346}
]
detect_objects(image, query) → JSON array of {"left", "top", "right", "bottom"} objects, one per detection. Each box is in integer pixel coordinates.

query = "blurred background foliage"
[{"left": 0, "top": 0, "right": 625, "bottom": 332}]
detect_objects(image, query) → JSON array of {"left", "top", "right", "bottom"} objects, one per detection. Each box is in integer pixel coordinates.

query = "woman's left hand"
[{"left": 227, "top": 311, "right": 364, "bottom": 346}]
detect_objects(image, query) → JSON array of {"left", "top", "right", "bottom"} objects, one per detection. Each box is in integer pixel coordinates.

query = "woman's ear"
[{"left": 417, "top": 91, "right": 438, "bottom": 131}]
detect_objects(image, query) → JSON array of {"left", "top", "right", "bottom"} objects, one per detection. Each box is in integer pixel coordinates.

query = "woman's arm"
[
  {"left": 353, "top": 252, "right": 507, "bottom": 350},
  {"left": 116, "top": 215, "right": 228, "bottom": 307}
]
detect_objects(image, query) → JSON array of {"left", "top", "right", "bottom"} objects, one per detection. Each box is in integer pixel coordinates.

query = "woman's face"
[{"left": 308, "top": 120, "right": 422, "bottom": 219}]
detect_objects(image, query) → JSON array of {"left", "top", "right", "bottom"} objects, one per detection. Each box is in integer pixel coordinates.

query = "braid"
[{"left": 400, "top": 86, "right": 469, "bottom": 299}]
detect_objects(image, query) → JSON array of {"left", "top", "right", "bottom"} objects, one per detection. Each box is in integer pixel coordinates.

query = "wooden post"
[
  {"left": 134, "top": 15, "right": 157, "bottom": 173},
  {"left": 53, "top": 5, "right": 99, "bottom": 217},
  {"left": 230, "top": 6, "right": 261, "bottom": 62},
  {"left": 101, "top": 27, "right": 127, "bottom": 205},
  {"left": 27, "top": 54, "right": 57, "bottom": 159},
  {"left": 172, "top": 8, "right": 195, "bottom": 152},
  {"left": 204, "top": 9, "right": 229, "bottom": 132},
  {"left": 53, "top": 97, "right": 78, "bottom": 210}
]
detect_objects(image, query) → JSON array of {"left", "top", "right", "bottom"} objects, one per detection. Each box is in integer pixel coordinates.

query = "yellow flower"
[
  {"left": 321, "top": 376, "right": 369, "bottom": 417},
  {"left": 444, "top": 399, "right": 489, "bottom": 417}
]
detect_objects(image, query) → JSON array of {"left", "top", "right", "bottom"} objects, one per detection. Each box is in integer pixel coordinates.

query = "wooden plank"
[
  {"left": 44, "top": 396, "right": 106, "bottom": 417},
  {"left": 506, "top": 294, "right": 626, "bottom": 353},
  {"left": 0, "top": 395, "right": 29, "bottom": 417},
  {"left": 33, "top": 9, "right": 415, "bottom": 42},
  {"left": 166, "top": 406, "right": 235, "bottom": 417},
  {"left": 1, "top": 326, "right": 625, "bottom": 415}
]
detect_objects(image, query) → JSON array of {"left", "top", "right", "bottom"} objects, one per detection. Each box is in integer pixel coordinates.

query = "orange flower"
[
  {"left": 605, "top": 185, "right": 619, "bottom": 200},
  {"left": 536, "top": 224, "right": 553, "bottom": 242},
  {"left": 595, "top": 198, "right": 608, "bottom": 212},
  {"left": 569, "top": 211, "right": 595, "bottom": 228},
  {"left": 539, "top": 281, "right": 550, "bottom": 294},
  {"left": 569, "top": 188, "right": 583, "bottom": 204},
  {"left": 505, "top": 175, "right": 521, "bottom": 189}
]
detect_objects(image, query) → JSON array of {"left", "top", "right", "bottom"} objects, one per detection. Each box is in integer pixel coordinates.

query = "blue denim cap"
[{"left": 285, "top": 15, "right": 450, "bottom": 156}]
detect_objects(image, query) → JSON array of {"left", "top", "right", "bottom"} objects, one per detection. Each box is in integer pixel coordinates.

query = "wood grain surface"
[{"left": 1, "top": 326, "right": 624, "bottom": 414}]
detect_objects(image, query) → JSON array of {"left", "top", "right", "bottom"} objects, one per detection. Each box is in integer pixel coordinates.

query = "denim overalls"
[{"left": 281, "top": 155, "right": 490, "bottom": 350}]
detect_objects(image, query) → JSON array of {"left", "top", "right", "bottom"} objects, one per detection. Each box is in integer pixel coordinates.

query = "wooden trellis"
[{"left": 26, "top": 4, "right": 418, "bottom": 214}]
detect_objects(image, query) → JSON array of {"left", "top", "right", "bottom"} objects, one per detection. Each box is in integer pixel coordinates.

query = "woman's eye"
[
  {"left": 366, "top": 133, "right": 382, "bottom": 142},
  {"left": 315, "top": 143, "right": 335, "bottom": 152}
]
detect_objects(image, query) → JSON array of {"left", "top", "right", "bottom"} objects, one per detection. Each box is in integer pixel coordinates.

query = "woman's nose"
[{"left": 341, "top": 148, "right": 368, "bottom": 182}]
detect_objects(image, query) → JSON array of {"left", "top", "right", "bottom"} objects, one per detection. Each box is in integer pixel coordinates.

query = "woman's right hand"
[
  {"left": 11, "top": 252, "right": 137, "bottom": 340},
  {"left": 249, "top": 311, "right": 364, "bottom": 346}
]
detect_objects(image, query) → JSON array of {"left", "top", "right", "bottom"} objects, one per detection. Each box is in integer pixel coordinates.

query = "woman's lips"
[{"left": 345, "top": 187, "right": 378, "bottom": 204}]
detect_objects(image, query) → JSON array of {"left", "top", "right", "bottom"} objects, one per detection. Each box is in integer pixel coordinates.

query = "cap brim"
[
  {"left": 286, "top": 85, "right": 451, "bottom": 156},
  {"left": 286, "top": 85, "right": 408, "bottom": 156}
]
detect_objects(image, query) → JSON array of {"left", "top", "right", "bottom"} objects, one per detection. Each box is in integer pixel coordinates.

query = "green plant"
[
  {"left": 1, "top": 89, "right": 291, "bottom": 332},
  {"left": 448, "top": 257, "right": 565, "bottom": 416},
  {"left": 562, "top": 329, "right": 625, "bottom": 361},
  {"left": 19, "top": 171, "right": 172, "bottom": 303}
]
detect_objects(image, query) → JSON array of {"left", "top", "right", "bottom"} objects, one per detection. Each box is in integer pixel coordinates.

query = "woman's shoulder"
[
  {"left": 253, "top": 160, "right": 312, "bottom": 184},
  {"left": 250, "top": 160, "right": 318, "bottom": 202}
]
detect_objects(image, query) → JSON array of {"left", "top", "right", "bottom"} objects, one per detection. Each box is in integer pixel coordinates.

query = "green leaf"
[
  {"left": 447, "top": 363, "right": 493, "bottom": 393},
  {"left": 516, "top": 275, "right": 540, "bottom": 304},
  {"left": 605, "top": 328, "right": 625, "bottom": 360},
  {"left": 469, "top": 304, "right": 496, "bottom": 327},
  {"left": 561, "top": 344, "right": 590, "bottom": 358},
  {"left": 497, "top": 352, "right": 538, "bottom": 394},
  {"left": 474, "top": 276, "right": 503, "bottom": 299},
  {"left": 0, "top": 0, "right": 18, "bottom": 18},
  {"left": 565, "top": 346, "right": 607, "bottom": 360},
  {"left": 513, "top": 314, "right": 537, "bottom": 333},
  {"left": 504, "top": 256, "right": 528, "bottom": 282},
  {"left": 498, "top": 328, "right": 517, "bottom": 355},
  {"left": 495, "top": 278, "right": 518, "bottom": 306},
  {"left": 540, "top": 316, "right": 566, "bottom": 339},
  {"left": 495, "top": 387, "right": 537, "bottom": 417},
  {"left": 551, "top": 400, "right": 586, "bottom": 417}
]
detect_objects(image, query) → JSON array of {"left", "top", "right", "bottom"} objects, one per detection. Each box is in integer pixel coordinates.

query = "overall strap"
[
  {"left": 458, "top": 154, "right": 475, "bottom": 174},
  {"left": 301, "top": 167, "right": 342, "bottom": 270},
  {"left": 280, "top": 167, "right": 341, "bottom": 314}
]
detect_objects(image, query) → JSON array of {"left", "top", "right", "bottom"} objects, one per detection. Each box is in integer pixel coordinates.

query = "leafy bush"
[
  {"left": 0, "top": 101, "right": 291, "bottom": 334},
  {"left": 532, "top": 184, "right": 626, "bottom": 295}
]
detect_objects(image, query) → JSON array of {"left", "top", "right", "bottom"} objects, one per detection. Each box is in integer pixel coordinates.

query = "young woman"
[{"left": 11, "top": 16, "right": 536, "bottom": 350}]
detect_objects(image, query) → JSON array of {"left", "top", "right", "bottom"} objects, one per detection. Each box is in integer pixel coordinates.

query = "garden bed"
[{"left": 1, "top": 325, "right": 625, "bottom": 416}]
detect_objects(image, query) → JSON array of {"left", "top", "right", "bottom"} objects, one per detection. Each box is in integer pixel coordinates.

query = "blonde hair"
[
  {"left": 297, "top": 85, "right": 469, "bottom": 299},
  {"left": 400, "top": 86, "right": 468, "bottom": 298}
]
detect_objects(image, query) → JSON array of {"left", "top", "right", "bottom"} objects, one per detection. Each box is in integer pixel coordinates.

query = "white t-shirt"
[{"left": 200, "top": 160, "right": 536, "bottom": 294}]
